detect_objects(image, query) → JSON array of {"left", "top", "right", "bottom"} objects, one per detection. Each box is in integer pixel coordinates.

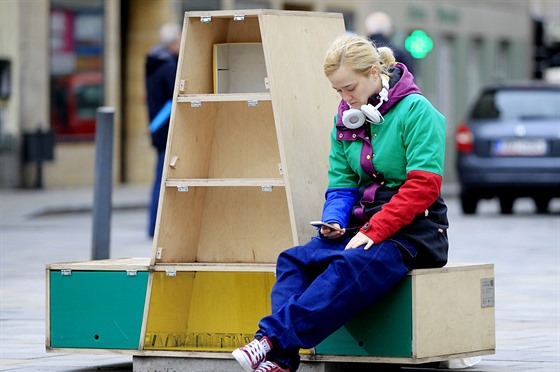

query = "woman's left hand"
[{"left": 345, "top": 232, "right": 374, "bottom": 250}]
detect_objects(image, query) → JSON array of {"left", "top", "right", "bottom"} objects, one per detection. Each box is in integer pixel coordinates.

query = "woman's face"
[{"left": 328, "top": 65, "right": 379, "bottom": 109}]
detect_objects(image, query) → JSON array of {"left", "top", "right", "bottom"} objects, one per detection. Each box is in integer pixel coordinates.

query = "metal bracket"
[
  {"left": 264, "top": 77, "right": 270, "bottom": 90},
  {"left": 200, "top": 16, "right": 211, "bottom": 23},
  {"left": 247, "top": 100, "right": 259, "bottom": 107},
  {"left": 191, "top": 101, "right": 202, "bottom": 108},
  {"left": 278, "top": 163, "right": 284, "bottom": 175},
  {"left": 126, "top": 270, "right": 138, "bottom": 276},
  {"left": 166, "top": 269, "right": 177, "bottom": 277},
  {"left": 233, "top": 14, "right": 245, "bottom": 21},
  {"left": 179, "top": 80, "right": 186, "bottom": 92},
  {"left": 177, "top": 185, "right": 189, "bottom": 192},
  {"left": 61, "top": 269, "right": 72, "bottom": 276},
  {"left": 261, "top": 185, "right": 273, "bottom": 192}
]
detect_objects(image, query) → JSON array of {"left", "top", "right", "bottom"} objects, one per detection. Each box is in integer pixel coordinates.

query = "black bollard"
[{"left": 91, "top": 107, "right": 114, "bottom": 260}]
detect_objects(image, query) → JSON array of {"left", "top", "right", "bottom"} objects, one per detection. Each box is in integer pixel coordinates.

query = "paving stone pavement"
[{"left": 0, "top": 185, "right": 558, "bottom": 371}]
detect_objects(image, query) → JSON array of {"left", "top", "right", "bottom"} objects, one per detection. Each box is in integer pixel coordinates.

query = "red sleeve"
[{"left": 360, "top": 170, "right": 442, "bottom": 243}]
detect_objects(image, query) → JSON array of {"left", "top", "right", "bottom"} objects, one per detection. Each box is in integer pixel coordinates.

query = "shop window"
[{"left": 50, "top": 0, "right": 104, "bottom": 141}]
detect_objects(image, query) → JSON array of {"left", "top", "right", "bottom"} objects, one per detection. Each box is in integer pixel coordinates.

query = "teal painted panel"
[
  {"left": 49, "top": 270, "right": 148, "bottom": 349},
  {"left": 315, "top": 277, "right": 413, "bottom": 357}
]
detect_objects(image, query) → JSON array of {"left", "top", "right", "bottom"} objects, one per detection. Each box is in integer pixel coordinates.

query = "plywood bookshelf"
[
  {"left": 141, "top": 9, "right": 346, "bottom": 353},
  {"left": 151, "top": 10, "right": 345, "bottom": 267}
]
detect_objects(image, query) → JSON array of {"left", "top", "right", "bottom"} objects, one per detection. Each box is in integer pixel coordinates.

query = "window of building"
[
  {"left": 234, "top": 0, "right": 271, "bottom": 9},
  {"left": 468, "top": 38, "right": 483, "bottom": 106},
  {"left": 49, "top": 0, "right": 104, "bottom": 141},
  {"left": 496, "top": 40, "right": 512, "bottom": 80},
  {"left": 325, "top": 7, "right": 355, "bottom": 32},
  {"left": 181, "top": 0, "right": 221, "bottom": 12}
]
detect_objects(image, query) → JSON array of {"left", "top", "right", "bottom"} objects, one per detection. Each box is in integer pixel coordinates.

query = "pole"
[{"left": 91, "top": 107, "right": 114, "bottom": 260}]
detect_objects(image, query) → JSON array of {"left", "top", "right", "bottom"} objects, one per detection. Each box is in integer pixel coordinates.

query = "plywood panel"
[
  {"left": 144, "top": 271, "right": 274, "bottom": 351},
  {"left": 49, "top": 270, "right": 148, "bottom": 349},
  {"left": 412, "top": 265, "right": 495, "bottom": 358},
  {"left": 197, "top": 186, "right": 292, "bottom": 263},
  {"left": 209, "top": 101, "right": 279, "bottom": 178},
  {"left": 259, "top": 13, "right": 345, "bottom": 244},
  {"left": 214, "top": 43, "right": 267, "bottom": 93},
  {"left": 178, "top": 15, "right": 262, "bottom": 94},
  {"left": 153, "top": 186, "right": 206, "bottom": 264},
  {"left": 166, "top": 102, "right": 216, "bottom": 179}
]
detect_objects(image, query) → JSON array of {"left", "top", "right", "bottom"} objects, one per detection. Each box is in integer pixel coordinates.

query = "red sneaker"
[
  {"left": 232, "top": 336, "right": 273, "bottom": 372},
  {"left": 255, "top": 360, "right": 290, "bottom": 372}
]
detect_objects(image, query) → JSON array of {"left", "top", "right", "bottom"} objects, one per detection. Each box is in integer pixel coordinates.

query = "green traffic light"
[{"left": 405, "top": 30, "right": 434, "bottom": 59}]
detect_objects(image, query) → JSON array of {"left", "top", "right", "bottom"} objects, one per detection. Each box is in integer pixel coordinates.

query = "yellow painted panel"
[{"left": 144, "top": 271, "right": 275, "bottom": 351}]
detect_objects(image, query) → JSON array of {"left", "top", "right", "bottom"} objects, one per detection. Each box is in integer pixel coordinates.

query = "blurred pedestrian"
[
  {"left": 145, "top": 23, "right": 181, "bottom": 237},
  {"left": 365, "top": 11, "right": 415, "bottom": 75}
]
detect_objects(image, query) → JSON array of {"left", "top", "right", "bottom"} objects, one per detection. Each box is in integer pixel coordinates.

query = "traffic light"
[{"left": 405, "top": 30, "right": 434, "bottom": 59}]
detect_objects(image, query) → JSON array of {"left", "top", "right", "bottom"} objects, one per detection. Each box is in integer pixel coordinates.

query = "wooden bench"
[{"left": 46, "top": 260, "right": 494, "bottom": 365}]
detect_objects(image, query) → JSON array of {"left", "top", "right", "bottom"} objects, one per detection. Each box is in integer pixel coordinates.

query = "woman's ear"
[{"left": 370, "top": 66, "right": 378, "bottom": 76}]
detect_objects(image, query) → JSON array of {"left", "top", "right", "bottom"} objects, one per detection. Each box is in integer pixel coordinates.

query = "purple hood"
[{"left": 335, "top": 62, "right": 421, "bottom": 128}]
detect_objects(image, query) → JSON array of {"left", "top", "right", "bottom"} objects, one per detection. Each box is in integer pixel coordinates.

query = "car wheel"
[
  {"left": 533, "top": 196, "right": 550, "bottom": 214},
  {"left": 460, "top": 192, "right": 478, "bottom": 214},
  {"left": 499, "top": 196, "right": 514, "bottom": 215}
]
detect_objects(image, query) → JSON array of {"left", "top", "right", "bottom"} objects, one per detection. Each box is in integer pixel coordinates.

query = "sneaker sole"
[{"left": 232, "top": 348, "right": 255, "bottom": 372}]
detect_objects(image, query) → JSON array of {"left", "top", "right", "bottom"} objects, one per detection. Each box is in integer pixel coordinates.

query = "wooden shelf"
[
  {"left": 177, "top": 93, "right": 271, "bottom": 103},
  {"left": 152, "top": 263, "right": 276, "bottom": 272},
  {"left": 165, "top": 178, "right": 285, "bottom": 188}
]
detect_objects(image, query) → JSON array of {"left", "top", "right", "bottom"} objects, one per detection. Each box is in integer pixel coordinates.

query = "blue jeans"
[
  {"left": 257, "top": 235, "right": 417, "bottom": 371},
  {"left": 148, "top": 150, "right": 165, "bottom": 237}
]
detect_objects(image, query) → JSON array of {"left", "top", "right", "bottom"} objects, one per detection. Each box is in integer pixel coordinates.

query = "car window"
[{"left": 472, "top": 89, "right": 560, "bottom": 120}]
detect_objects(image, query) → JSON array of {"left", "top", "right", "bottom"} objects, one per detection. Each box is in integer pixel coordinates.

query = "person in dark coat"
[
  {"left": 365, "top": 11, "right": 415, "bottom": 76},
  {"left": 145, "top": 23, "right": 181, "bottom": 237}
]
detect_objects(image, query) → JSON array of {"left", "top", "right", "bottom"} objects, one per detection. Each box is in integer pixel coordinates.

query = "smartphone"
[{"left": 310, "top": 221, "right": 342, "bottom": 231}]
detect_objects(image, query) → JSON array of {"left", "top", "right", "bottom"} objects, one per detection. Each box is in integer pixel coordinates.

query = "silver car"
[{"left": 455, "top": 81, "right": 560, "bottom": 214}]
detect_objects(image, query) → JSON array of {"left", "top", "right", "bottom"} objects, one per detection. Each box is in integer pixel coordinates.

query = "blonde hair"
[{"left": 323, "top": 34, "right": 396, "bottom": 78}]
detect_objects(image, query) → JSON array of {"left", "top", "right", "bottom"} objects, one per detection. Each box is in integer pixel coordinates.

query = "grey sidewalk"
[{"left": 1, "top": 185, "right": 559, "bottom": 371}]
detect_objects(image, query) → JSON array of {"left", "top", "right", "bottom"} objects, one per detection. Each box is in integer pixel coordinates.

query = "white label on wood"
[{"left": 481, "top": 278, "right": 495, "bottom": 308}]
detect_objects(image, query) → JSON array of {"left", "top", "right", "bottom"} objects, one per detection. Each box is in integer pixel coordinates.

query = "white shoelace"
[
  {"left": 244, "top": 339, "right": 269, "bottom": 365},
  {"left": 255, "top": 361, "right": 277, "bottom": 372}
]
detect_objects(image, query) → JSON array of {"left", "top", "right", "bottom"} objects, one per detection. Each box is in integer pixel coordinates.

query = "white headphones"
[{"left": 342, "top": 75, "right": 390, "bottom": 129}]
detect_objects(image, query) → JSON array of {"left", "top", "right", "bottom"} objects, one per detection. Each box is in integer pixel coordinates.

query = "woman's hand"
[
  {"left": 320, "top": 223, "right": 345, "bottom": 239},
  {"left": 345, "top": 232, "right": 374, "bottom": 250}
]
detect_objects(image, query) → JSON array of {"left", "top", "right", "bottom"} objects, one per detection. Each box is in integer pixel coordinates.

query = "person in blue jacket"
[
  {"left": 145, "top": 23, "right": 181, "bottom": 237},
  {"left": 232, "top": 34, "right": 449, "bottom": 372}
]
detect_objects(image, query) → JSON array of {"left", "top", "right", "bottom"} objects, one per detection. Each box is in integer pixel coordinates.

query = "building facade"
[{"left": 1, "top": 0, "right": 558, "bottom": 189}]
